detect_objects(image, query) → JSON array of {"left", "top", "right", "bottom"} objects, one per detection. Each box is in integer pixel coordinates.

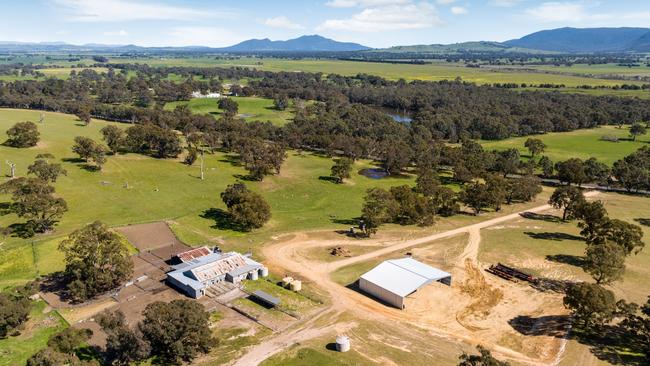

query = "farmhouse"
[
  {"left": 167, "top": 251, "right": 268, "bottom": 298},
  {"left": 358, "top": 257, "right": 451, "bottom": 309}
]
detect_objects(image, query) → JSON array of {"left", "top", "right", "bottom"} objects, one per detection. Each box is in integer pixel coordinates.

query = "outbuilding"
[
  {"left": 358, "top": 257, "right": 451, "bottom": 309},
  {"left": 166, "top": 251, "right": 268, "bottom": 298}
]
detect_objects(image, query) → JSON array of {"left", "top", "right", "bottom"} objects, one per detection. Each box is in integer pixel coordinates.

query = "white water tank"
[
  {"left": 289, "top": 280, "right": 302, "bottom": 292},
  {"left": 260, "top": 267, "right": 269, "bottom": 277},
  {"left": 336, "top": 335, "right": 350, "bottom": 352},
  {"left": 249, "top": 270, "right": 259, "bottom": 280}
]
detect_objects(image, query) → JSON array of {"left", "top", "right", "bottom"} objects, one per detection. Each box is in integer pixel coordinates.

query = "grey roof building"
[
  {"left": 166, "top": 251, "right": 266, "bottom": 298},
  {"left": 358, "top": 257, "right": 451, "bottom": 309}
]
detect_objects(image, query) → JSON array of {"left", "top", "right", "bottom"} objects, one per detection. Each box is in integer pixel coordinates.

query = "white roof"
[{"left": 360, "top": 257, "right": 451, "bottom": 297}]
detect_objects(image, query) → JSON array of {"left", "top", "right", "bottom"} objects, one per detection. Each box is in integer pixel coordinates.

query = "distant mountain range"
[
  {"left": 1, "top": 28, "right": 649, "bottom": 54},
  {"left": 504, "top": 27, "right": 650, "bottom": 53},
  {"left": 217, "top": 35, "right": 369, "bottom": 52},
  {"left": 377, "top": 41, "right": 551, "bottom": 55},
  {"left": 0, "top": 35, "right": 369, "bottom": 53}
]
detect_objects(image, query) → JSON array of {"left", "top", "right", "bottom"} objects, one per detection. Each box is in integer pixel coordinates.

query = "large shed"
[
  {"left": 358, "top": 257, "right": 451, "bottom": 309},
  {"left": 166, "top": 251, "right": 267, "bottom": 298}
]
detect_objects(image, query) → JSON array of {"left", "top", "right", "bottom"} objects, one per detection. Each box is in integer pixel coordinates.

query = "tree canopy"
[
  {"left": 139, "top": 299, "right": 216, "bottom": 365},
  {"left": 220, "top": 183, "right": 271, "bottom": 231},
  {"left": 6, "top": 121, "right": 39, "bottom": 148},
  {"left": 58, "top": 221, "right": 133, "bottom": 301}
]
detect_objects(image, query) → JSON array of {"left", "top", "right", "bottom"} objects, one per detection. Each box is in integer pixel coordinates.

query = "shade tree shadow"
[
  {"left": 61, "top": 157, "right": 85, "bottom": 163},
  {"left": 39, "top": 272, "right": 75, "bottom": 303},
  {"left": 634, "top": 218, "right": 650, "bottom": 227},
  {"left": 524, "top": 231, "right": 583, "bottom": 241},
  {"left": 519, "top": 212, "right": 561, "bottom": 223},
  {"left": 508, "top": 314, "right": 571, "bottom": 337},
  {"left": 233, "top": 174, "right": 260, "bottom": 182},
  {"left": 318, "top": 176, "right": 340, "bottom": 183},
  {"left": 529, "top": 277, "right": 576, "bottom": 293},
  {"left": 546, "top": 254, "right": 586, "bottom": 268},
  {"left": 200, "top": 208, "right": 248, "bottom": 232},
  {"left": 218, "top": 154, "right": 242, "bottom": 167},
  {"left": 510, "top": 314, "right": 648, "bottom": 365}
]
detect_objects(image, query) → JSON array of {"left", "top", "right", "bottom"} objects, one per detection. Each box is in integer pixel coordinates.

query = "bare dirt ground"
[
  {"left": 237, "top": 192, "right": 600, "bottom": 366},
  {"left": 232, "top": 309, "right": 356, "bottom": 366},
  {"left": 115, "top": 221, "right": 187, "bottom": 252}
]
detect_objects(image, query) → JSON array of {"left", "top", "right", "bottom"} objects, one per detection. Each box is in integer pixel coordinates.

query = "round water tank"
[
  {"left": 260, "top": 267, "right": 269, "bottom": 277},
  {"left": 289, "top": 280, "right": 302, "bottom": 292},
  {"left": 336, "top": 335, "right": 350, "bottom": 352},
  {"left": 249, "top": 271, "right": 259, "bottom": 280}
]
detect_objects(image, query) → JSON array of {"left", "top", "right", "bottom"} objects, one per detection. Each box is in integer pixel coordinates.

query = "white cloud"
[
  {"left": 451, "top": 6, "right": 467, "bottom": 14},
  {"left": 167, "top": 26, "right": 244, "bottom": 47},
  {"left": 437, "top": 0, "right": 456, "bottom": 4},
  {"left": 491, "top": 0, "right": 523, "bottom": 7},
  {"left": 319, "top": 2, "right": 442, "bottom": 32},
  {"left": 53, "top": 0, "right": 232, "bottom": 22},
  {"left": 103, "top": 29, "right": 128, "bottom": 36},
  {"left": 524, "top": 2, "right": 628, "bottom": 23},
  {"left": 525, "top": 2, "right": 587, "bottom": 22},
  {"left": 264, "top": 16, "right": 304, "bottom": 30},
  {"left": 325, "top": 0, "right": 410, "bottom": 8}
]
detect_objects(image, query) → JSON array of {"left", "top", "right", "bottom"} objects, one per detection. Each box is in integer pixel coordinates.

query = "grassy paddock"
[
  {"left": 481, "top": 125, "right": 649, "bottom": 165},
  {"left": 164, "top": 96, "right": 294, "bottom": 126},
  {"left": 102, "top": 57, "right": 643, "bottom": 87},
  {"left": 0, "top": 109, "right": 416, "bottom": 288}
]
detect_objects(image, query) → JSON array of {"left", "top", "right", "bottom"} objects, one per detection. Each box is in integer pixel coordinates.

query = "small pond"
[
  {"left": 377, "top": 107, "right": 413, "bottom": 124},
  {"left": 359, "top": 168, "right": 389, "bottom": 179}
]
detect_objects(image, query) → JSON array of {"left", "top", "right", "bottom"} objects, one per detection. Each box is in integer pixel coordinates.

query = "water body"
[
  {"left": 377, "top": 107, "right": 413, "bottom": 124},
  {"left": 359, "top": 168, "right": 388, "bottom": 179}
]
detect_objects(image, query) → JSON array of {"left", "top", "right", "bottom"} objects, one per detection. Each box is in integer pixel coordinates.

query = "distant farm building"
[
  {"left": 166, "top": 251, "right": 267, "bottom": 298},
  {"left": 191, "top": 91, "right": 221, "bottom": 98},
  {"left": 358, "top": 257, "right": 451, "bottom": 309}
]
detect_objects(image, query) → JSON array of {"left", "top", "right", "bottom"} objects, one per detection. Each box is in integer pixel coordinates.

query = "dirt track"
[{"left": 236, "top": 192, "right": 599, "bottom": 365}]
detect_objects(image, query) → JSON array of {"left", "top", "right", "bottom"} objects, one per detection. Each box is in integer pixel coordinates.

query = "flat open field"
[
  {"left": 165, "top": 96, "right": 294, "bottom": 126},
  {"left": 103, "top": 57, "right": 644, "bottom": 87},
  {"left": 518, "top": 63, "right": 650, "bottom": 77},
  {"left": 0, "top": 109, "right": 418, "bottom": 289},
  {"left": 481, "top": 125, "right": 649, "bottom": 165},
  {"left": 3, "top": 55, "right": 648, "bottom": 89}
]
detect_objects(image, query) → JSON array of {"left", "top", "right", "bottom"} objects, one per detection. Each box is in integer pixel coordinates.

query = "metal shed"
[
  {"left": 358, "top": 257, "right": 452, "bottom": 309},
  {"left": 250, "top": 290, "right": 280, "bottom": 307}
]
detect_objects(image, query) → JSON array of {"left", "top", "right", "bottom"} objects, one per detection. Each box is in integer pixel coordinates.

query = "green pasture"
[
  {"left": 523, "top": 63, "right": 650, "bottom": 77},
  {"left": 0, "top": 109, "right": 415, "bottom": 288},
  {"left": 0, "top": 300, "right": 68, "bottom": 366},
  {"left": 481, "top": 125, "right": 650, "bottom": 165},
  {"left": 164, "top": 96, "right": 293, "bottom": 126},
  {"left": 106, "top": 57, "right": 642, "bottom": 87},
  {"left": 4, "top": 54, "right": 644, "bottom": 88}
]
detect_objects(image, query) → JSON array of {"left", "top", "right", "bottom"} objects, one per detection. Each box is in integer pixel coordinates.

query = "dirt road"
[{"left": 236, "top": 192, "right": 599, "bottom": 365}]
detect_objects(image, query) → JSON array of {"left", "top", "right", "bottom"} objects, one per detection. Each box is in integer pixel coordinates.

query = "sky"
[{"left": 1, "top": 0, "right": 649, "bottom": 48}]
